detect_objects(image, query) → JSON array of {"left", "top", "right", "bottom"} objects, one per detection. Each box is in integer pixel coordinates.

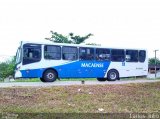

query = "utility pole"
[{"left": 154, "top": 50, "right": 159, "bottom": 78}]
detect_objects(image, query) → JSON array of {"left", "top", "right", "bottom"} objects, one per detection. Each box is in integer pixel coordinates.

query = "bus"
[{"left": 14, "top": 41, "right": 148, "bottom": 82}]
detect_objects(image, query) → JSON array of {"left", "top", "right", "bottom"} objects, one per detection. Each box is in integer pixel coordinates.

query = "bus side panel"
[
  {"left": 106, "top": 61, "right": 148, "bottom": 78},
  {"left": 19, "top": 60, "right": 111, "bottom": 79},
  {"left": 54, "top": 61, "right": 111, "bottom": 78},
  {"left": 18, "top": 60, "right": 66, "bottom": 78},
  {"left": 20, "top": 69, "right": 44, "bottom": 78}
]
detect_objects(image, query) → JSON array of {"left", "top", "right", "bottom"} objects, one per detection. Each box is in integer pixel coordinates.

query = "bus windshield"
[{"left": 15, "top": 47, "right": 21, "bottom": 64}]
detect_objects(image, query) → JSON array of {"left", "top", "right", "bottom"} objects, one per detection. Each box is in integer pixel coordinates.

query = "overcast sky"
[{"left": 0, "top": 0, "right": 160, "bottom": 61}]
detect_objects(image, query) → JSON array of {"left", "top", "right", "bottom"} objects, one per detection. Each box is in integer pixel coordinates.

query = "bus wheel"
[
  {"left": 97, "top": 78, "right": 107, "bottom": 81},
  {"left": 107, "top": 69, "right": 119, "bottom": 81},
  {"left": 40, "top": 78, "right": 45, "bottom": 82},
  {"left": 43, "top": 69, "right": 57, "bottom": 82}
]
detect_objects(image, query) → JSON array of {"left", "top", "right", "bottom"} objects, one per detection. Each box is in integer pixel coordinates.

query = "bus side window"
[
  {"left": 44, "top": 45, "right": 61, "bottom": 60},
  {"left": 139, "top": 50, "right": 146, "bottom": 62},
  {"left": 79, "top": 47, "right": 94, "bottom": 60},
  {"left": 24, "top": 48, "right": 33, "bottom": 59},
  {"left": 96, "top": 48, "right": 110, "bottom": 61},
  {"left": 111, "top": 49, "right": 125, "bottom": 62},
  {"left": 29, "top": 52, "right": 33, "bottom": 58},
  {"left": 62, "top": 46, "right": 78, "bottom": 60},
  {"left": 125, "top": 55, "right": 131, "bottom": 62},
  {"left": 33, "top": 50, "right": 41, "bottom": 59},
  {"left": 24, "top": 48, "right": 40, "bottom": 59},
  {"left": 23, "top": 44, "right": 41, "bottom": 65},
  {"left": 126, "top": 50, "right": 138, "bottom": 62}
]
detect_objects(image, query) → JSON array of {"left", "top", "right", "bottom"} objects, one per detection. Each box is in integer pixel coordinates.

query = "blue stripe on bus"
[
  {"left": 20, "top": 61, "right": 111, "bottom": 78},
  {"left": 20, "top": 68, "right": 44, "bottom": 78}
]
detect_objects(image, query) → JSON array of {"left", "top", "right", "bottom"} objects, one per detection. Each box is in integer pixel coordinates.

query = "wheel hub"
[
  {"left": 47, "top": 73, "right": 54, "bottom": 80},
  {"left": 110, "top": 72, "right": 116, "bottom": 79}
]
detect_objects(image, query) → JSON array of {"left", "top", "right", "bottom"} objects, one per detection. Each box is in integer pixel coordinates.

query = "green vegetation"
[
  {"left": 148, "top": 57, "right": 160, "bottom": 65},
  {"left": 14, "top": 78, "right": 96, "bottom": 82},
  {"left": 13, "top": 77, "right": 160, "bottom": 82},
  {"left": 60, "top": 78, "right": 96, "bottom": 81},
  {"left": 15, "top": 78, "right": 41, "bottom": 82},
  {"left": 0, "top": 82, "right": 160, "bottom": 114},
  {"left": 0, "top": 57, "right": 15, "bottom": 81},
  {"left": 17, "top": 76, "right": 160, "bottom": 82},
  {"left": 45, "top": 31, "right": 93, "bottom": 44}
]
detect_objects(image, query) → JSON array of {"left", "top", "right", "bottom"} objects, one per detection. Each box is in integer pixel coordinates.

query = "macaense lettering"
[{"left": 81, "top": 63, "right": 104, "bottom": 68}]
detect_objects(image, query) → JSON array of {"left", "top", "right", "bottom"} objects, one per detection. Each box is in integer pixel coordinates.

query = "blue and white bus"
[{"left": 14, "top": 41, "right": 148, "bottom": 82}]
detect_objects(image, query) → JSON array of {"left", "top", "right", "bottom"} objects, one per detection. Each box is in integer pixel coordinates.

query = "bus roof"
[{"left": 20, "top": 40, "right": 147, "bottom": 51}]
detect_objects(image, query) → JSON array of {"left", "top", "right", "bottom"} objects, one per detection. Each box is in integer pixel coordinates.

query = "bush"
[{"left": 0, "top": 57, "right": 15, "bottom": 80}]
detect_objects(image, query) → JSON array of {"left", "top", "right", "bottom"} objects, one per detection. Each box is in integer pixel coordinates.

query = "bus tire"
[
  {"left": 40, "top": 78, "right": 45, "bottom": 82},
  {"left": 107, "top": 69, "right": 119, "bottom": 81},
  {"left": 97, "top": 78, "right": 107, "bottom": 81},
  {"left": 43, "top": 69, "right": 57, "bottom": 82}
]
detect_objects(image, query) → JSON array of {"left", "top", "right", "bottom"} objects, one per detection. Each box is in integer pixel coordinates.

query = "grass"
[
  {"left": 14, "top": 78, "right": 41, "bottom": 82},
  {"left": 1, "top": 82, "right": 160, "bottom": 118},
  {"left": 13, "top": 77, "right": 160, "bottom": 82},
  {"left": 0, "top": 82, "right": 160, "bottom": 113},
  {"left": 14, "top": 78, "right": 96, "bottom": 82}
]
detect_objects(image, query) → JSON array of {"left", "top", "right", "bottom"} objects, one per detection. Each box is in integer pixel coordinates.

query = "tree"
[
  {"left": 45, "top": 31, "right": 93, "bottom": 44},
  {"left": 45, "top": 31, "right": 72, "bottom": 43},
  {"left": 0, "top": 56, "right": 15, "bottom": 80},
  {"left": 148, "top": 58, "right": 160, "bottom": 65},
  {"left": 69, "top": 32, "right": 93, "bottom": 44}
]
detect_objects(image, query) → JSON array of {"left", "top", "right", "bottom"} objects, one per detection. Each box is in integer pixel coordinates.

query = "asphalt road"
[{"left": 0, "top": 79, "right": 160, "bottom": 88}]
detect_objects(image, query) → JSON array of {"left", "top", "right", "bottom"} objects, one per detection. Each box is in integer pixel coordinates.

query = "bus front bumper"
[{"left": 14, "top": 70, "right": 22, "bottom": 78}]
